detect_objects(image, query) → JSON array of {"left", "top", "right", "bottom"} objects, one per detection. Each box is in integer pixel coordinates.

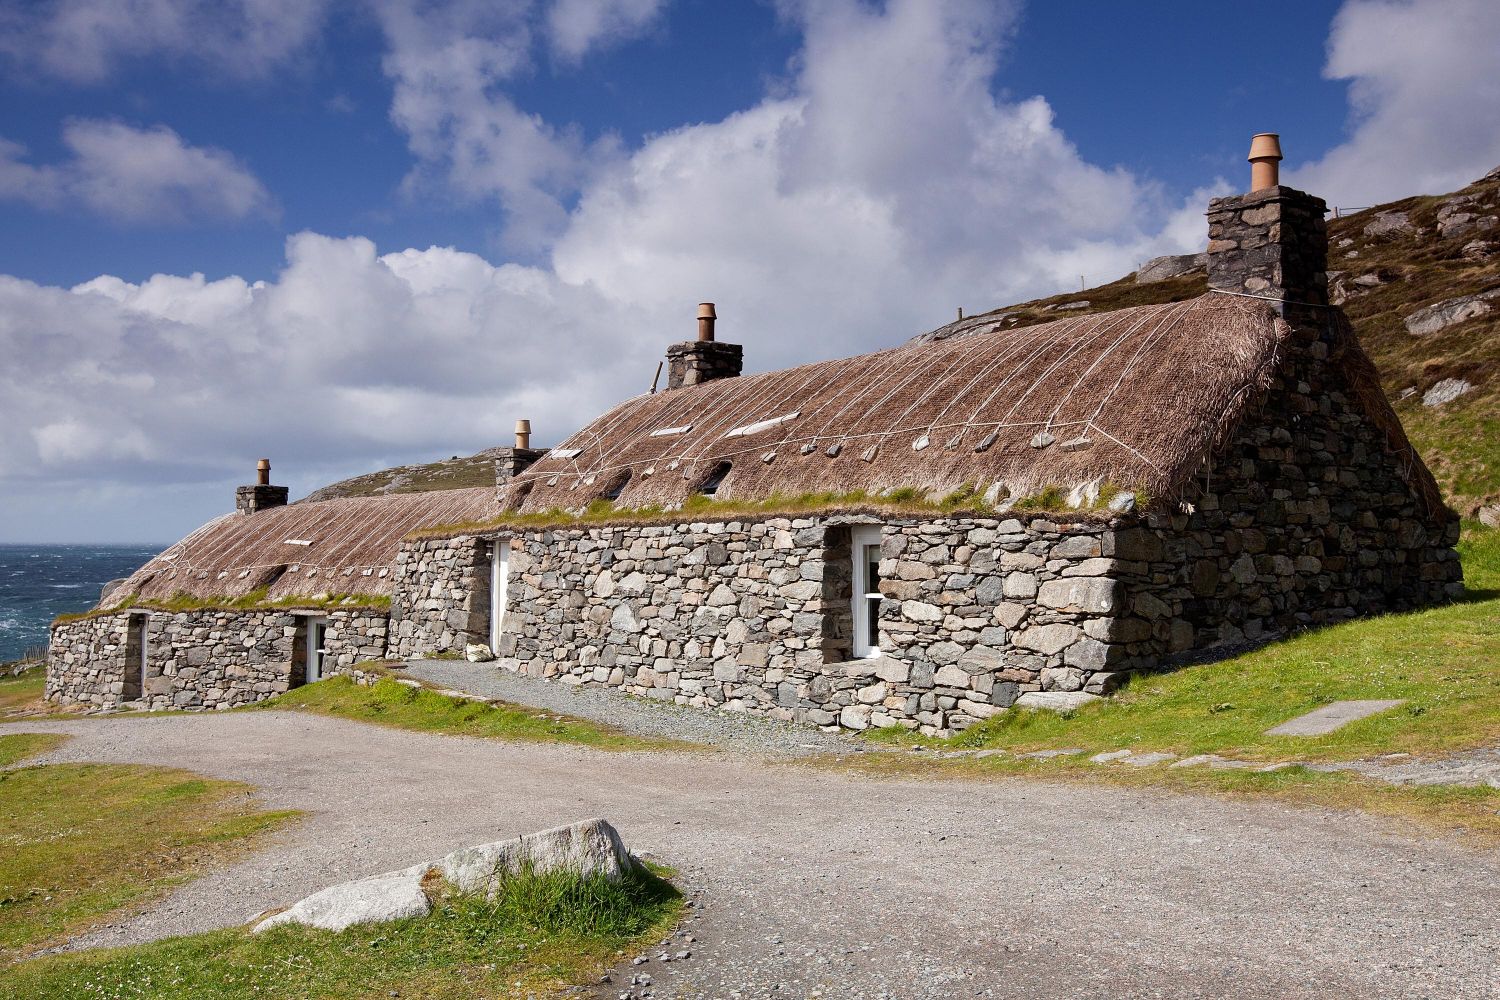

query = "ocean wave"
[
  {"left": 0, "top": 618, "right": 18, "bottom": 631},
  {"left": 48, "top": 584, "right": 86, "bottom": 589}
]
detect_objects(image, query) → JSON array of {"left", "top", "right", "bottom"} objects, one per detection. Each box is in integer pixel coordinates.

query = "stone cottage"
[{"left": 48, "top": 135, "right": 1463, "bottom": 733}]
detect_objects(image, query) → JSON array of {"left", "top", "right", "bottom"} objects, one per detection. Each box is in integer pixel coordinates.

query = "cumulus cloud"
[
  {"left": 373, "top": 0, "right": 604, "bottom": 253},
  {"left": 0, "top": 234, "right": 642, "bottom": 492},
  {"left": 546, "top": 0, "right": 666, "bottom": 62},
  {"left": 0, "top": 120, "right": 275, "bottom": 223},
  {"left": 1289, "top": 0, "right": 1500, "bottom": 204},
  {"left": 0, "top": 0, "right": 330, "bottom": 82}
]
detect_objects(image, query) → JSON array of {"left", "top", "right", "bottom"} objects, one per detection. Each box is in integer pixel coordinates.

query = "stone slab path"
[
  {"left": 1266, "top": 700, "right": 1408, "bottom": 736},
  {"left": 8, "top": 712, "right": 1499, "bottom": 999}
]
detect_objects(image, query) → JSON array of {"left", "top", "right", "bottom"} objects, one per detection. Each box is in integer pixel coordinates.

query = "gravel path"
[
  {"left": 401, "top": 659, "right": 859, "bottom": 756},
  {"left": 8, "top": 712, "right": 1498, "bottom": 999}
]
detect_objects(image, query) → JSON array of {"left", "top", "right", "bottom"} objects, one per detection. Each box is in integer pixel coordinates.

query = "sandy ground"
[{"left": 8, "top": 711, "right": 1497, "bottom": 1000}]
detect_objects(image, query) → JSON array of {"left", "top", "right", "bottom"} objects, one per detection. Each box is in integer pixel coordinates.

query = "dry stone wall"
[
  {"left": 48, "top": 607, "right": 390, "bottom": 710},
  {"left": 387, "top": 537, "right": 491, "bottom": 659}
]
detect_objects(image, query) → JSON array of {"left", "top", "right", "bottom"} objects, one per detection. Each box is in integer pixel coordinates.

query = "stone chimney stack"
[
  {"left": 494, "top": 419, "right": 544, "bottom": 484},
  {"left": 666, "top": 302, "right": 743, "bottom": 390},
  {"left": 1206, "top": 134, "right": 1329, "bottom": 322},
  {"left": 237, "top": 459, "right": 289, "bottom": 515}
]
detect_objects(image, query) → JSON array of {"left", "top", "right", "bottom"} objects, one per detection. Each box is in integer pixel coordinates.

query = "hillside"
[{"left": 306, "top": 168, "right": 1497, "bottom": 515}]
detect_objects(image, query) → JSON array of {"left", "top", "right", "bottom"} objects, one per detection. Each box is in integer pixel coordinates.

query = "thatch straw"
[
  {"left": 506, "top": 294, "right": 1293, "bottom": 513},
  {"left": 111, "top": 488, "right": 499, "bottom": 603}
]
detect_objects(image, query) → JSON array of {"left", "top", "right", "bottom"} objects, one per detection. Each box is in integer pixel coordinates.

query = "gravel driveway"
[{"left": 9, "top": 712, "right": 1497, "bottom": 1000}]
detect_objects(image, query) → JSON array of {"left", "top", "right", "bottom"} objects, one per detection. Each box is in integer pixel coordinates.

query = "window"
[
  {"left": 490, "top": 539, "right": 511, "bottom": 652},
  {"left": 697, "top": 461, "right": 732, "bottom": 497},
  {"left": 850, "top": 525, "right": 883, "bottom": 658}
]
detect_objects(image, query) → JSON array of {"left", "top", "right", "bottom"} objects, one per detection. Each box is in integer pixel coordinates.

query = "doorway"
[
  {"left": 490, "top": 539, "right": 511, "bottom": 652},
  {"left": 123, "top": 613, "right": 149, "bottom": 701}
]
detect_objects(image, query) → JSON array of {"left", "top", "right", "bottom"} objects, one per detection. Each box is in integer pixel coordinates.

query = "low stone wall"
[
  {"left": 387, "top": 537, "right": 491, "bottom": 659},
  {"left": 47, "top": 607, "right": 391, "bottom": 710},
  {"left": 46, "top": 614, "right": 134, "bottom": 709}
]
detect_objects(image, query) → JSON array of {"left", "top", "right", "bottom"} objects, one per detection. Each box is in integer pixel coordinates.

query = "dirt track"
[{"left": 11, "top": 711, "right": 1498, "bottom": 1000}]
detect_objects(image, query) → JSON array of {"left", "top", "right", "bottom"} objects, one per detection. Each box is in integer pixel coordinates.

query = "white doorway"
[
  {"left": 305, "top": 616, "right": 328, "bottom": 683},
  {"left": 490, "top": 539, "right": 511, "bottom": 652},
  {"left": 850, "top": 525, "right": 883, "bottom": 658}
]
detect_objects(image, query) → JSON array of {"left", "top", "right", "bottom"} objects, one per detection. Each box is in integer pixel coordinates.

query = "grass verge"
[
  {"left": 0, "top": 667, "right": 46, "bottom": 716},
  {"left": 830, "top": 748, "right": 1500, "bottom": 845},
  {"left": 1, "top": 864, "right": 681, "bottom": 1000},
  {"left": 0, "top": 732, "right": 67, "bottom": 767},
  {"left": 0, "top": 761, "right": 298, "bottom": 958},
  {"left": 258, "top": 675, "right": 693, "bottom": 752}
]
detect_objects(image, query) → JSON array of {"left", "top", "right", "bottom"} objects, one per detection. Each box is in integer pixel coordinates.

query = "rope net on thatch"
[{"left": 506, "top": 294, "right": 1295, "bottom": 513}]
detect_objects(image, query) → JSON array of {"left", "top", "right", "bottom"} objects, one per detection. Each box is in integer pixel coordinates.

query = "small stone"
[{"left": 1029, "top": 432, "right": 1056, "bottom": 449}]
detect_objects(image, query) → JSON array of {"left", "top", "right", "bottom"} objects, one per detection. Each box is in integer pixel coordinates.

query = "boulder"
[
  {"left": 1422, "top": 378, "right": 1474, "bottom": 407},
  {"left": 1362, "top": 211, "right": 1414, "bottom": 239},
  {"left": 1477, "top": 505, "right": 1500, "bottom": 529},
  {"left": 464, "top": 643, "right": 494, "bottom": 662},
  {"left": 254, "top": 818, "right": 638, "bottom": 934},
  {"left": 1403, "top": 288, "right": 1499, "bottom": 336},
  {"left": 1016, "top": 691, "right": 1101, "bottom": 713},
  {"left": 1134, "top": 252, "right": 1207, "bottom": 283}
]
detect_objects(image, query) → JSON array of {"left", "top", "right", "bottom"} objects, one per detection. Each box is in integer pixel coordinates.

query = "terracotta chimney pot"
[
  {"left": 1248, "top": 133, "right": 1283, "bottom": 191},
  {"left": 697, "top": 302, "right": 717, "bottom": 342},
  {"left": 256, "top": 458, "right": 271, "bottom": 486},
  {"left": 514, "top": 419, "right": 532, "bottom": 450}
]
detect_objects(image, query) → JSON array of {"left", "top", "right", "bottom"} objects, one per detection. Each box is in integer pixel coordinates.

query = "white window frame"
[
  {"left": 490, "top": 539, "right": 511, "bottom": 652},
  {"left": 851, "top": 525, "right": 884, "bottom": 659},
  {"left": 305, "top": 616, "right": 328, "bottom": 683}
]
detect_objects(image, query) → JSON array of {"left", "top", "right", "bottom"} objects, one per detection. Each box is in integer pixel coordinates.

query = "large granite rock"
[
  {"left": 1403, "top": 288, "right": 1500, "bottom": 336},
  {"left": 254, "top": 818, "right": 637, "bottom": 934},
  {"left": 1134, "top": 252, "right": 1207, "bottom": 284}
]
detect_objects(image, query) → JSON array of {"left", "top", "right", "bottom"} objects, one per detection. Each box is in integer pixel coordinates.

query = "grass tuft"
[{"left": 258, "top": 676, "right": 692, "bottom": 753}]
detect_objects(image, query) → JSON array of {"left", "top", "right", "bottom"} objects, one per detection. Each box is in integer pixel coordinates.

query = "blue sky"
[{"left": 1, "top": 0, "right": 1498, "bottom": 543}]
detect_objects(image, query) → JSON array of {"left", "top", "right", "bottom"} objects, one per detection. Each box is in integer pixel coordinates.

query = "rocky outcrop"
[
  {"left": 1403, "top": 287, "right": 1500, "bottom": 336},
  {"left": 1363, "top": 210, "right": 1415, "bottom": 239},
  {"left": 254, "top": 818, "right": 638, "bottom": 934},
  {"left": 1134, "top": 252, "right": 1207, "bottom": 284},
  {"left": 1423, "top": 378, "right": 1474, "bottom": 407}
]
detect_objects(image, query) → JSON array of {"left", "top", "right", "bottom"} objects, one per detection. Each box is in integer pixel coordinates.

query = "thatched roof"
[
  {"left": 504, "top": 292, "right": 1447, "bottom": 519},
  {"left": 505, "top": 294, "right": 1286, "bottom": 511},
  {"left": 112, "top": 488, "right": 498, "bottom": 603}
]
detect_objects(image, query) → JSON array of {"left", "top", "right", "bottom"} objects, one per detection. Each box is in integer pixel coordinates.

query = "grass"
[
  {"left": 411, "top": 484, "right": 1145, "bottom": 542},
  {"left": 57, "top": 591, "right": 392, "bottom": 626},
  {"left": 0, "top": 761, "right": 297, "bottom": 959},
  {"left": 0, "top": 863, "right": 681, "bottom": 1000},
  {"left": 0, "top": 666, "right": 45, "bottom": 716},
  {"left": 258, "top": 675, "right": 693, "bottom": 752},
  {"left": 0, "top": 733, "right": 67, "bottom": 767}
]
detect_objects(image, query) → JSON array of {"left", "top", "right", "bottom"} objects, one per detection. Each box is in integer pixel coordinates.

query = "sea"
[{"left": 0, "top": 545, "right": 162, "bottom": 664}]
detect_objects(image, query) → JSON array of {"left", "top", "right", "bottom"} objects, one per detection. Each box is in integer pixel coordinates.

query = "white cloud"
[
  {"left": 0, "top": 0, "right": 330, "bottom": 82},
  {"left": 546, "top": 0, "right": 666, "bottom": 62},
  {"left": 1289, "top": 0, "right": 1500, "bottom": 205},
  {"left": 373, "top": 0, "right": 603, "bottom": 253},
  {"left": 0, "top": 120, "right": 275, "bottom": 223}
]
